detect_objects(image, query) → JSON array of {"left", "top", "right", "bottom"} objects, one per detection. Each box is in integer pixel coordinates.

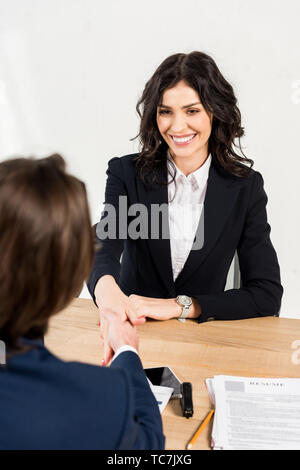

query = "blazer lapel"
[
  {"left": 136, "top": 171, "right": 175, "bottom": 297},
  {"left": 174, "top": 160, "right": 241, "bottom": 289}
]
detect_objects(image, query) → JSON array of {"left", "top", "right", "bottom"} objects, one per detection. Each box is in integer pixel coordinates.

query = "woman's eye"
[
  {"left": 187, "top": 109, "right": 200, "bottom": 114},
  {"left": 158, "top": 109, "right": 200, "bottom": 116}
]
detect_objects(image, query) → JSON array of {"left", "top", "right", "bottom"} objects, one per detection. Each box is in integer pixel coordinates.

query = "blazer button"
[{"left": 207, "top": 317, "right": 215, "bottom": 322}]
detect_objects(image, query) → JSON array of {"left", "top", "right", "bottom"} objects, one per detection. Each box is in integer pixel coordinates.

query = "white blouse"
[{"left": 167, "top": 153, "right": 212, "bottom": 281}]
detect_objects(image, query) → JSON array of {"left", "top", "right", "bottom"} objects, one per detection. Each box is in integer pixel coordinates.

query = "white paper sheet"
[
  {"left": 206, "top": 375, "right": 300, "bottom": 450},
  {"left": 147, "top": 378, "right": 174, "bottom": 413}
]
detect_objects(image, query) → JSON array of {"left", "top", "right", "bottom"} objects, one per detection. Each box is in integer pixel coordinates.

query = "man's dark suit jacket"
[
  {"left": 0, "top": 338, "right": 164, "bottom": 450},
  {"left": 88, "top": 153, "right": 283, "bottom": 322}
]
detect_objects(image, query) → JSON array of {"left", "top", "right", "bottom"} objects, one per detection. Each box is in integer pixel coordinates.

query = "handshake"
[
  {"left": 96, "top": 274, "right": 194, "bottom": 365},
  {"left": 99, "top": 308, "right": 145, "bottom": 366},
  {"left": 96, "top": 275, "right": 149, "bottom": 366}
]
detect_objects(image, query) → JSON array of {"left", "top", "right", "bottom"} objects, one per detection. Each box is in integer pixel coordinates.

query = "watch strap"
[{"left": 179, "top": 304, "right": 190, "bottom": 319}]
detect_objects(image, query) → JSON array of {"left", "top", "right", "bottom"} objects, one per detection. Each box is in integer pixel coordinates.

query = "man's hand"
[
  {"left": 100, "top": 308, "right": 139, "bottom": 366},
  {"left": 95, "top": 276, "right": 146, "bottom": 365}
]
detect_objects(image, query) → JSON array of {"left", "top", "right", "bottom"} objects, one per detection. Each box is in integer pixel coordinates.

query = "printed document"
[{"left": 206, "top": 375, "right": 300, "bottom": 450}]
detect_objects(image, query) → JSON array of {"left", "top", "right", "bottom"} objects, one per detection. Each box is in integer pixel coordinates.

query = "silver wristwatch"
[{"left": 176, "top": 295, "right": 192, "bottom": 322}]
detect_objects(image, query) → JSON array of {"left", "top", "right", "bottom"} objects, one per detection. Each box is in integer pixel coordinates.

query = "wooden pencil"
[{"left": 186, "top": 409, "right": 215, "bottom": 449}]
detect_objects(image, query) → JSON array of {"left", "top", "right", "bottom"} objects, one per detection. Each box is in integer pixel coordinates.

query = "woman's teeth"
[{"left": 171, "top": 134, "right": 196, "bottom": 143}]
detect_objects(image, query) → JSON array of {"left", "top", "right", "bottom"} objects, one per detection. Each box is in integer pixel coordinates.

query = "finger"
[
  {"left": 102, "top": 315, "right": 118, "bottom": 366},
  {"left": 102, "top": 340, "right": 114, "bottom": 366},
  {"left": 142, "top": 312, "right": 163, "bottom": 320},
  {"left": 125, "top": 305, "right": 143, "bottom": 325},
  {"left": 132, "top": 316, "right": 146, "bottom": 326},
  {"left": 102, "top": 322, "right": 113, "bottom": 365},
  {"left": 99, "top": 317, "right": 104, "bottom": 339},
  {"left": 100, "top": 317, "right": 109, "bottom": 360},
  {"left": 100, "top": 315, "right": 108, "bottom": 334}
]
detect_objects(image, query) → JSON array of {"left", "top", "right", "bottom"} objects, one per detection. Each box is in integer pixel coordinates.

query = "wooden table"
[{"left": 45, "top": 298, "right": 300, "bottom": 450}]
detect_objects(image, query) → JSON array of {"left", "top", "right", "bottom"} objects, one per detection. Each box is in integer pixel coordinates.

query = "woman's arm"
[
  {"left": 194, "top": 171, "right": 283, "bottom": 322},
  {"left": 88, "top": 158, "right": 145, "bottom": 364},
  {"left": 127, "top": 294, "right": 202, "bottom": 320},
  {"left": 128, "top": 172, "right": 282, "bottom": 323},
  {"left": 87, "top": 157, "right": 126, "bottom": 303}
]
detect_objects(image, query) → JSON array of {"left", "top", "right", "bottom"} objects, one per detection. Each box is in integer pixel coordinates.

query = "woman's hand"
[
  {"left": 128, "top": 294, "right": 182, "bottom": 320},
  {"left": 95, "top": 275, "right": 143, "bottom": 322},
  {"left": 95, "top": 275, "right": 145, "bottom": 364},
  {"left": 128, "top": 294, "right": 202, "bottom": 320}
]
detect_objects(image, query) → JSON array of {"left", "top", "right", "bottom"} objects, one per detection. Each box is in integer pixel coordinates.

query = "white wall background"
[{"left": 0, "top": 0, "right": 299, "bottom": 318}]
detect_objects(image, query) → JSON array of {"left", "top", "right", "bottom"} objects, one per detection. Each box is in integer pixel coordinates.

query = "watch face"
[{"left": 178, "top": 295, "right": 192, "bottom": 306}]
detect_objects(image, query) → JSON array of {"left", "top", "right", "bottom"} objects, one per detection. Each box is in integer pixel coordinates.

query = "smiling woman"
[
  {"left": 133, "top": 51, "right": 253, "bottom": 188},
  {"left": 156, "top": 81, "right": 213, "bottom": 176},
  {"left": 88, "top": 51, "right": 283, "bottom": 365}
]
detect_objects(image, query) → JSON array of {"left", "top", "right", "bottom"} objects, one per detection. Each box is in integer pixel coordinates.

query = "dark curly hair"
[{"left": 133, "top": 51, "right": 253, "bottom": 187}]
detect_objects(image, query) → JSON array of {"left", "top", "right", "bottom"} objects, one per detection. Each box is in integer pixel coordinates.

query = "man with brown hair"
[{"left": 0, "top": 155, "right": 164, "bottom": 450}]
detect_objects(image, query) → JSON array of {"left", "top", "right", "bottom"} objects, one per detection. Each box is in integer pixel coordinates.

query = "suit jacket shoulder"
[
  {"left": 0, "top": 345, "right": 164, "bottom": 450},
  {"left": 107, "top": 153, "right": 138, "bottom": 175}
]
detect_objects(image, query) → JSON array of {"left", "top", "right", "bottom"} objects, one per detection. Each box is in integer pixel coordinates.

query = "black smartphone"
[{"left": 144, "top": 366, "right": 182, "bottom": 398}]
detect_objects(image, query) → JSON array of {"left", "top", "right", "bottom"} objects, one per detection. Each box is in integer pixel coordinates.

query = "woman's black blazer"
[{"left": 87, "top": 153, "right": 283, "bottom": 322}]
